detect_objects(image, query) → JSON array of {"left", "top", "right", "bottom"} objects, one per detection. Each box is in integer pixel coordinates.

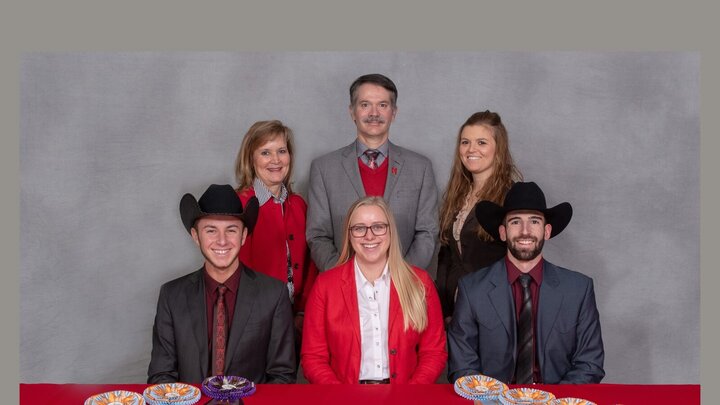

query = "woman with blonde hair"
[
  {"left": 301, "top": 196, "right": 446, "bottom": 384},
  {"left": 436, "top": 111, "right": 522, "bottom": 321},
  {"left": 234, "top": 120, "right": 317, "bottom": 339}
]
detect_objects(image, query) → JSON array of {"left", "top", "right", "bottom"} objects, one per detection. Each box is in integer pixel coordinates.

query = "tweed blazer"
[{"left": 306, "top": 140, "right": 439, "bottom": 271}]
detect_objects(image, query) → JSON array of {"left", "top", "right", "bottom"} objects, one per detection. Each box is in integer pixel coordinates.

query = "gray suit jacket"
[
  {"left": 147, "top": 265, "right": 296, "bottom": 384},
  {"left": 306, "top": 140, "right": 439, "bottom": 271},
  {"left": 447, "top": 259, "right": 604, "bottom": 384}
]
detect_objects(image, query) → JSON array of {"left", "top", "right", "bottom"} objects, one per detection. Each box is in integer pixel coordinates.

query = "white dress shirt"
[{"left": 354, "top": 258, "right": 391, "bottom": 380}]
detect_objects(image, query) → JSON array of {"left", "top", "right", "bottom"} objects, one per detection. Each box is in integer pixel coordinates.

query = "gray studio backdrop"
[{"left": 20, "top": 52, "right": 699, "bottom": 384}]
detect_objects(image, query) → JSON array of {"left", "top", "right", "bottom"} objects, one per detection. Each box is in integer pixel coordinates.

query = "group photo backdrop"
[{"left": 20, "top": 52, "right": 699, "bottom": 384}]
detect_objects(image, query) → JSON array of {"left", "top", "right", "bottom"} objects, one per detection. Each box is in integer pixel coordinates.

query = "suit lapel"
[
  {"left": 185, "top": 269, "right": 209, "bottom": 378},
  {"left": 341, "top": 142, "right": 366, "bottom": 198},
  {"left": 462, "top": 210, "right": 478, "bottom": 234},
  {"left": 383, "top": 142, "right": 402, "bottom": 200},
  {"left": 537, "top": 261, "right": 562, "bottom": 370},
  {"left": 487, "top": 262, "right": 516, "bottom": 351},
  {"left": 340, "top": 261, "right": 362, "bottom": 348},
  {"left": 224, "top": 266, "right": 258, "bottom": 369}
]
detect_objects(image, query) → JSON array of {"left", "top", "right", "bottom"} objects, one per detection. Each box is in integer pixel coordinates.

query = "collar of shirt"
[
  {"left": 203, "top": 264, "right": 242, "bottom": 296},
  {"left": 356, "top": 139, "right": 389, "bottom": 167},
  {"left": 253, "top": 177, "right": 288, "bottom": 206},
  {"left": 354, "top": 258, "right": 390, "bottom": 290},
  {"left": 203, "top": 264, "right": 242, "bottom": 353},
  {"left": 505, "top": 256, "right": 544, "bottom": 287}
]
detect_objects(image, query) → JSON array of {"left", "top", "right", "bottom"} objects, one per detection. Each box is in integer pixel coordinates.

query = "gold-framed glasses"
[{"left": 349, "top": 223, "right": 389, "bottom": 238}]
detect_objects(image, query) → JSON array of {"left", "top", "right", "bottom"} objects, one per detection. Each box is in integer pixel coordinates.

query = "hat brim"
[
  {"left": 475, "top": 200, "right": 506, "bottom": 242},
  {"left": 475, "top": 200, "right": 573, "bottom": 241},
  {"left": 179, "top": 194, "right": 259, "bottom": 234},
  {"left": 544, "top": 202, "right": 573, "bottom": 238}
]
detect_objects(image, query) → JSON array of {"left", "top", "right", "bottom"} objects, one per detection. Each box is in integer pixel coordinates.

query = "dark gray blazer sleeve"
[
  {"left": 558, "top": 278, "right": 605, "bottom": 383},
  {"left": 147, "top": 284, "right": 179, "bottom": 384},
  {"left": 446, "top": 276, "right": 482, "bottom": 382},
  {"left": 264, "top": 282, "right": 297, "bottom": 383}
]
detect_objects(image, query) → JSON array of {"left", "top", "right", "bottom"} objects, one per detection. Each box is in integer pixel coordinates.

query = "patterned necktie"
[
  {"left": 212, "top": 285, "right": 228, "bottom": 376},
  {"left": 364, "top": 149, "right": 379, "bottom": 169},
  {"left": 515, "top": 274, "right": 534, "bottom": 384}
]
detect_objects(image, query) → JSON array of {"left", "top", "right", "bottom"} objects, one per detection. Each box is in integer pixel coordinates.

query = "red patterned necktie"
[
  {"left": 212, "top": 285, "right": 228, "bottom": 376},
  {"left": 364, "top": 149, "right": 379, "bottom": 169}
]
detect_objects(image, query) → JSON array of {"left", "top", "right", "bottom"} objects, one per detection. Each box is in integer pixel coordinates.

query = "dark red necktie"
[
  {"left": 212, "top": 285, "right": 228, "bottom": 376},
  {"left": 364, "top": 149, "right": 379, "bottom": 169}
]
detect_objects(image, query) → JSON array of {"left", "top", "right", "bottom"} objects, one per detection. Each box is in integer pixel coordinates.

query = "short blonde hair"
[{"left": 234, "top": 120, "right": 295, "bottom": 193}]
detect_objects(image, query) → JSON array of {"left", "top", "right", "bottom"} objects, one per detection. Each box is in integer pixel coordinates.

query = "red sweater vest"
[{"left": 358, "top": 157, "right": 388, "bottom": 197}]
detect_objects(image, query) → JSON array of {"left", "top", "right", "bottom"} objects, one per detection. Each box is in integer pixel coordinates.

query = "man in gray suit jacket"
[
  {"left": 148, "top": 184, "right": 296, "bottom": 384},
  {"left": 306, "top": 73, "right": 439, "bottom": 271},
  {"left": 447, "top": 182, "right": 604, "bottom": 384}
]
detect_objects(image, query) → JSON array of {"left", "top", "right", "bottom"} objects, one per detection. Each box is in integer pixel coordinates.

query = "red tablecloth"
[{"left": 19, "top": 382, "right": 700, "bottom": 405}]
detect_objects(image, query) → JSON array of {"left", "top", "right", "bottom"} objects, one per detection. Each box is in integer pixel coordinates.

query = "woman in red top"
[
  {"left": 301, "top": 196, "right": 446, "bottom": 384},
  {"left": 234, "top": 120, "right": 318, "bottom": 337}
]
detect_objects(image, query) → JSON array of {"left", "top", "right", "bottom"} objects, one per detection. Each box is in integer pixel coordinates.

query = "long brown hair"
[
  {"left": 234, "top": 120, "right": 295, "bottom": 194},
  {"left": 439, "top": 111, "right": 522, "bottom": 244},
  {"left": 337, "top": 196, "right": 428, "bottom": 332}
]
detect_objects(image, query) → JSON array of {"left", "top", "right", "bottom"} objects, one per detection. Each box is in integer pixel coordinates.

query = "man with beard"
[
  {"left": 148, "top": 184, "right": 296, "bottom": 384},
  {"left": 306, "top": 73, "right": 438, "bottom": 272},
  {"left": 447, "top": 182, "right": 604, "bottom": 384}
]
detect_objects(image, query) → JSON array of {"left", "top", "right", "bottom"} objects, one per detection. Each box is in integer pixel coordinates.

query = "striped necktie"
[
  {"left": 364, "top": 149, "right": 379, "bottom": 169},
  {"left": 514, "top": 274, "right": 534, "bottom": 384}
]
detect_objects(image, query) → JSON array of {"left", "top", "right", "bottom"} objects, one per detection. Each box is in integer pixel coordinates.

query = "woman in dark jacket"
[{"left": 436, "top": 111, "right": 522, "bottom": 322}]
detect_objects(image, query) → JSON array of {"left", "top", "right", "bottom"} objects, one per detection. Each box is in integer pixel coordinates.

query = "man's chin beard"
[{"left": 508, "top": 239, "right": 544, "bottom": 262}]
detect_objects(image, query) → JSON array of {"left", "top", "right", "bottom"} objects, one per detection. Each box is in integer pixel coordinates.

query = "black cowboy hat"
[
  {"left": 475, "top": 181, "right": 573, "bottom": 241},
  {"left": 179, "top": 184, "right": 259, "bottom": 234}
]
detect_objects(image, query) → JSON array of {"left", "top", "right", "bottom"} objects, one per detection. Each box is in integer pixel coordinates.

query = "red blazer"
[
  {"left": 238, "top": 188, "right": 318, "bottom": 312},
  {"left": 301, "top": 260, "right": 447, "bottom": 384}
]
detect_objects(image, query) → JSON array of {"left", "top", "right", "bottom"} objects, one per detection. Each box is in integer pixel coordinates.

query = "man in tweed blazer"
[{"left": 306, "top": 74, "right": 439, "bottom": 272}]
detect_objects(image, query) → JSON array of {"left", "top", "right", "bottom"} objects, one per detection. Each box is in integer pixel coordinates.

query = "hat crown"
[
  {"left": 503, "top": 182, "right": 548, "bottom": 211},
  {"left": 474, "top": 181, "right": 573, "bottom": 241},
  {"left": 180, "top": 184, "right": 259, "bottom": 234},
  {"left": 198, "top": 184, "right": 242, "bottom": 215}
]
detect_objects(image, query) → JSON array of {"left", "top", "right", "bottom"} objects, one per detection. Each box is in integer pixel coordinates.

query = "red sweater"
[
  {"left": 238, "top": 188, "right": 318, "bottom": 312},
  {"left": 358, "top": 157, "right": 388, "bottom": 197}
]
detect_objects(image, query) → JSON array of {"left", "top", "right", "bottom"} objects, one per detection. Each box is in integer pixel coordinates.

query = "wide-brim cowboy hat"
[
  {"left": 179, "top": 184, "right": 259, "bottom": 234},
  {"left": 475, "top": 181, "right": 572, "bottom": 241}
]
